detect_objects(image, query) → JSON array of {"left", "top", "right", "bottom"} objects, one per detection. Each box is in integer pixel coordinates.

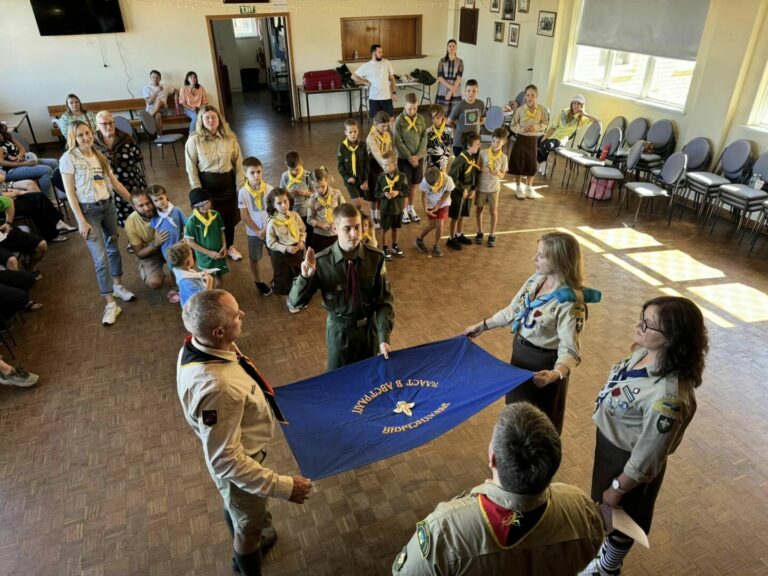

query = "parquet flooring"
[{"left": 1, "top": 91, "right": 767, "bottom": 575}]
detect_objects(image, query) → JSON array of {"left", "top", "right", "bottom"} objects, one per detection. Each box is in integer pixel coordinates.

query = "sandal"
[{"left": 25, "top": 300, "right": 43, "bottom": 312}]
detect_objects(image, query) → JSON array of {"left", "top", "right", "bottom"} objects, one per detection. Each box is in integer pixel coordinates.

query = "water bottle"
[
  {"left": 318, "top": 81, "right": 322, "bottom": 91},
  {"left": 331, "top": 80, "right": 335, "bottom": 90},
  {"left": 749, "top": 173, "right": 759, "bottom": 189}
]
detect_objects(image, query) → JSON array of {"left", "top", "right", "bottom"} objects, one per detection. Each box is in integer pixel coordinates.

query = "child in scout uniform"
[
  {"left": 426, "top": 104, "right": 454, "bottom": 173},
  {"left": 337, "top": 119, "right": 369, "bottom": 212},
  {"left": 265, "top": 187, "right": 307, "bottom": 313},
  {"left": 366, "top": 111, "right": 394, "bottom": 229},
  {"left": 375, "top": 150, "right": 409, "bottom": 261},
  {"left": 279, "top": 151, "right": 313, "bottom": 244},
  {"left": 414, "top": 167, "right": 454, "bottom": 258},
  {"left": 166, "top": 241, "right": 214, "bottom": 309},
  {"left": 475, "top": 127, "right": 509, "bottom": 248},
  {"left": 184, "top": 187, "right": 228, "bottom": 287},
  {"left": 360, "top": 212, "right": 378, "bottom": 248},
  {"left": 446, "top": 132, "right": 481, "bottom": 251},
  {"left": 393, "top": 92, "right": 428, "bottom": 224},
  {"left": 308, "top": 167, "right": 344, "bottom": 253},
  {"left": 149, "top": 184, "right": 187, "bottom": 265},
  {"left": 238, "top": 156, "right": 274, "bottom": 297}
]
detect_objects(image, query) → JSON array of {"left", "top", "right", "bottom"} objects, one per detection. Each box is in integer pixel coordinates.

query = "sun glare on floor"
[
  {"left": 660, "top": 288, "right": 735, "bottom": 328},
  {"left": 628, "top": 250, "right": 726, "bottom": 282},
  {"left": 578, "top": 226, "right": 663, "bottom": 250},
  {"left": 688, "top": 284, "right": 768, "bottom": 323},
  {"left": 602, "top": 254, "right": 663, "bottom": 286}
]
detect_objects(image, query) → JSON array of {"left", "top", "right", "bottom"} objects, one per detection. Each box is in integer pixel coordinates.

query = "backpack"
[{"left": 586, "top": 178, "right": 614, "bottom": 201}]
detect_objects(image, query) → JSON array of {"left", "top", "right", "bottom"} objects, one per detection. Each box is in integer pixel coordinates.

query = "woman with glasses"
[
  {"left": 580, "top": 296, "right": 708, "bottom": 576},
  {"left": 94, "top": 110, "right": 145, "bottom": 227},
  {"left": 464, "top": 231, "right": 600, "bottom": 434}
]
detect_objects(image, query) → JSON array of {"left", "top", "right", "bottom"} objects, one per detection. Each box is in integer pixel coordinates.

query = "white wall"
[{"left": 211, "top": 19, "right": 242, "bottom": 93}]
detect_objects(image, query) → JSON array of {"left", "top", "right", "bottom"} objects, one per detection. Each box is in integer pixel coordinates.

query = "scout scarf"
[
  {"left": 193, "top": 209, "right": 216, "bottom": 238},
  {"left": 430, "top": 172, "right": 445, "bottom": 193},
  {"left": 511, "top": 289, "right": 557, "bottom": 333},
  {"left": 524, "top": 104, "right": 539, "bottom": 121},
  {"left": 432, "top": 120, "right": 447, "bottom": 141},
  {"left": 246, "top": 180, "right": 267, "bottom": 210},
  {"left": 487, "top": 146, "right": 503, "bottom": 169},
  {"left": 369, "top": 126, "right": 392, "bottom": 152},
  {"left": 287, "top": 166, "right": 305, "bottom": 188},
  {"left": 343, "top": 139, "right": 359, "bottom": 176},
  {"left": 460, "top": 152, "right": 480, "bottom": 175},
  {"left": 403, "top": 114, "right": 419, "bottom": 132},
  {"left": 273, "top": 213, "right": 299, "bottom": 241},
  {"left": 316, "top": 189, "right": 335, "bottom": 223},
  {"left": 156, "top": 202, "right": 178, "bottom": 228},
  {"left": 384, "top": 174, "right": 400, "bottom": 193}
]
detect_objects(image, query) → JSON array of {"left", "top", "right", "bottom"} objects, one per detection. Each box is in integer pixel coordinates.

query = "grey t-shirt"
[{"left": 448, "top": 99, "right": 486, "bottom": 147}]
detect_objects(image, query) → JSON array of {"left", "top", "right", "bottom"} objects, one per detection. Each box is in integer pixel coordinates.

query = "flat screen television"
[{"left": 30, "top": 0, "right": 126, "bottom": 36}]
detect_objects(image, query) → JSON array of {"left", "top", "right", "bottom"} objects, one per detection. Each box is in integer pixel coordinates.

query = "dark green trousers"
[{"left": 325, "top": 315, "right": 379, "bottom": 371}]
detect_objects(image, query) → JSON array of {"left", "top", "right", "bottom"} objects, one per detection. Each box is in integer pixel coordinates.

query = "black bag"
[{"left": 411, "top": 69, "right": 437, "bottom": 86}]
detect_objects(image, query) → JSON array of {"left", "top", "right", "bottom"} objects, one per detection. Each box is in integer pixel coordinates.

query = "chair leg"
[
  {"left": 148, "top": 140, "right": 153, "bottom": 166},
  {"left": 171, "top": 143, "right": 179, "bottom": 167},
  {"left": 750, "top": 214, "right": 767, "bottom": 251},
  {"left": 632, "top": 198, "right": 644, "bottom": 227}
]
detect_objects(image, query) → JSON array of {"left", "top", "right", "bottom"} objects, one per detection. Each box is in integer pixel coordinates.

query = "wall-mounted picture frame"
[
  {"left": 494, "top": 21, "right": 504, "bottom": 42},
  {"left": 465, "top": 0, "right": 476, "bottom": 8},
  {"left": 537, "top": 11, "right": 556, "bottom": 37},
  {"left": 490, "top": 0, "right": 500, "bottom": 13},
  {"left": 518, "top": 0, "right": 530, "bottom": 14},
  {"left": 508, "top": 22, "right": 520, "bottom": 47},
  {"left": 501, "top": 0, "right": 516, "bottom": 21}
]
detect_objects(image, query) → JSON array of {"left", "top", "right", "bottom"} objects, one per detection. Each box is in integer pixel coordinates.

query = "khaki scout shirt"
[
  {"left": 308, "top": 188, "right": 344, "bottom": 237},
  {"left": 490, "top": 273, "right": 585, "bottom": 372},
  {"left": 288, "top": 242, "right": 395, "bottom": 344},
  {"left": 393, "top": 482, "right": 603, "bottom": 576},
  {"left": 266, "top": 211, "right": 307, "bottom": 253},
  {"left": 176, "top": 337, "right": 294, "bottom": 500},
  {"left": 593, "top": 347, "right": 697, "bottom": 483},
  {"left": 185, "top": 132, "right": 245, "bottom": 189}
]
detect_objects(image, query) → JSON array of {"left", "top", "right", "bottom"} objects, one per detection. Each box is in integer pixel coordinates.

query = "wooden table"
[
  {"left": 0, "top": 111, "right": 40, "bottom": 151},
  {"left": 297, "top": 85, "right": 365, "bottom": 130}
]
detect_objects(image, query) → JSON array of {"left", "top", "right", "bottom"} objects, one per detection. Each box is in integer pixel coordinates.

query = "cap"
[
  {"left": 571, "top": 94, "right": 586, "bottom": 105},
  {"left": 189, "top": 187, "right": 210, "bottom": 206}
]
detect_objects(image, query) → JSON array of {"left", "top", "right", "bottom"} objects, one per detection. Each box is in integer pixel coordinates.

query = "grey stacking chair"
[
  {"left": 749, "top": 200, "right": 768, "bottom": 251},
  {"left": 605, "top": 116, "right": 626, "bottom": 136},
  {"left": 655, "top": 135, "right": 711, "bottom": 186},
  {"left": 613, "top": 117, "right": 648, "bottom": 164},
  {"left": 587, "top": 141, "right": 644, "bottom": 206},
  {"left": 139, "top": 110, "right": 184, "bottom": 167},
  {"left": 114, "top": 115, "right": 136, "bottom": 140},
  {"left": 619, "top": 151, "right": 687, "bottom": 227},
  {"left": 707, "top": 151, "right": 768, "bottom": 239},
  {"left": 565, "top": 127, "right": 622, "bottom": 192},
  {"left": 636, "top": 119, "right": 675, "bottom": 178},
  {"left": 551, "top": 120, "right": 602, "bottom": 179}
]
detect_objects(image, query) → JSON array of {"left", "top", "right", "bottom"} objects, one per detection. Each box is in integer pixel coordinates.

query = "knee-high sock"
[
  {"left": 234, "top": 549, "right": 262, "bottom": 576},
  {"left": 597, "top": 533, "right": 634, "bottom": 573}
]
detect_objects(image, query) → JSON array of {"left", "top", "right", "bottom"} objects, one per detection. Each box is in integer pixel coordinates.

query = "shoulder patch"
[
  {"left": 653, "top": 398, "right": 681, "bottom": 419},
  {"left": 416, "top": 520, "right": 431, "bottom": 559},
  {"left": 657, "top": 415, "right": 674, "bottom": 434},
  {"left": 394, "top": 550, "right": 407, "bottom": 572},
  {"left": 202, "top": 410, "right": 218, "bottom": 426}
]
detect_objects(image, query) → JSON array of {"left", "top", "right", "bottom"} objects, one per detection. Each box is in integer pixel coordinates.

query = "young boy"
[
  {"left": 337, "top": 119, "right": 369, "bottom": 212},
  {"left": 475, "top": 127, "right": 509, "bottom": 248},
  {"left": 446, "top": 132, "right": 481, "bottom": 251},
  {"left": 238, "top": 156, "right": 273, "bottom": 296},
  {"left": 393, "top": 92, "right": 427, "bottom": 224},
  {"left": 148, "top": 184, "right": 187, "bottom": 265},
  {"left": 448, "top": 79, "right": 486, "bottom": 158},
  {"left": 415, "top": 166, "right": 454, "bottom": 258},
  {"left": 426, "top": 104, "right": 454, "bottom": 173},
  {"left": 166, "top": 241, "right": 214, "bottom": 308},
  {"left": 184, "top": 187, "right": 228, "bottom": 287},
  {"left": 366, "top": 111, "right": 393, "bottom": 229},
  {"left": 375, "top": 150, "right": 409, "bottom": 261},
  {"left": 279, "top": 151, "right": 313, "bottom": 243}
]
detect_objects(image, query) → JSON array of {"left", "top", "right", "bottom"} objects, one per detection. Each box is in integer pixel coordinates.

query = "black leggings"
[
  {"left": 0, "top": 270, "right": 35, "bottom": 320},
  {"left": 537, "top": 139, "right": 561, "bottom": 163}
]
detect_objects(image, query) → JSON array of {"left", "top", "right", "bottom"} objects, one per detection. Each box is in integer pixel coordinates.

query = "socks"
[
  {"left": 234, "top": 549, "right": 262, "bottom": 576},
  {"left": 597, "top": 534, "right": 634, "bottom": 574}
]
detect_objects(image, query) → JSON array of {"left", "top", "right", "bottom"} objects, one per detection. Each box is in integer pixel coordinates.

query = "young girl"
[
  {"left": 166, "top": 241, "right": 214, "bottom": 309},
  {"left": 366, "top": 111, "right": 393, "bottom": 229},
  {"left": 265, "top": 188, "right": 306, "bottom": 313},
  {"left": 360, "top": 212, "right": 378, "bottom": 248},
  {"left": 308, "top": 167, "right": 343, "bottom": 253},
  {"left": 508, "top": 84, "right": 549, "bottom": 199}
]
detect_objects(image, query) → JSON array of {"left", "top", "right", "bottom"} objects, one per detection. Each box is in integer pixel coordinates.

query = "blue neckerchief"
[
  {"left": 595, "top": 359, "right": 649, "bottom": 408},
  {"left": 512, "top": 290, "right": 557, "bottom": 332}
]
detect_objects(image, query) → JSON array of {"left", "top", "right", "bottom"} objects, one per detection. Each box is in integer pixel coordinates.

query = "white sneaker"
[
  {"left": 525, "top": 185, "right": 535, "bottom": 198},
  {"left": 0, "top": 367, "right": 39, "bottom": 387},
  {"left": 373, "top": 218, "right": 381, "bottom": 230},
  {"left": 102, "top": 302, "right": 122, "bottom": 325},
  {"left": 112, "top": 284, "right": 136, "bottom": 302},
  {"left": 402, "top": 213, "right": 411, "bottom": 224},
  {"left": 56, "top": 220, "right": 77, "bottom": 233},
  {"left": 227, "top": 246, "right": 243, "bottom": 261},
  {"left": 538, "top": 161, "right": 548, "bottom": 176},
  {"left": 577, "top": 558, "right": 614, "bottom": 576},
  {"left": 515, "top": 183, "right": 525, "bottom": 200},
  {"left": 409, "top": 210, "right": 421, "bottom": 223},
  {"left": 286, "top": 302, "right": 302, "bottom": 314}
]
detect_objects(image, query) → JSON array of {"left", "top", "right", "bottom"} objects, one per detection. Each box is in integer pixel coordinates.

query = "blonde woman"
[
  {"left": 184, "top": 105, "right": 245, "bottom": 261},
  {"left": 59, "top": 121, "right": 135, "bottom": 326},
  {"left": 465, "top": 232, "right": 600, "bottom": 434},
  {"left": 508, "top": 84, "right": 549, "bottom": 199}
]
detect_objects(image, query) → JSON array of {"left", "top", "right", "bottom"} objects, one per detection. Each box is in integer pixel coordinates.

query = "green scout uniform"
[
  {"left": 184, "top": 209, "right": 229, "bottom": 275},
  {"left": 447, "top": 151, "right": 480, "bottom": 218},
  {"left": 288, "top": 242, "right": 394, "bottom": 371},
  {"left": 393, "top": 481, "right": 604, "bottom": 576},
  {"left": 394, "top": 113, "right": 429, "bottom": 160},
  {"left": 337, "top": 139, "right": 370, "bottom": 199},
  {"left": 375, "top": 170, "right": 410, "bottom": 215}
]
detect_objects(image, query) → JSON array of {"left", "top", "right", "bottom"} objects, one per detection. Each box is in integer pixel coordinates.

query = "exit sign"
[{"left": 240, "top": 6, "right": 257, "bottom": 14}]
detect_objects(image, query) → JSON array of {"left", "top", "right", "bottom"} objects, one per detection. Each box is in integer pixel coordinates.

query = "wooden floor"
[{"left": 2, "top": 91, "right": 767, "bottom": 575}]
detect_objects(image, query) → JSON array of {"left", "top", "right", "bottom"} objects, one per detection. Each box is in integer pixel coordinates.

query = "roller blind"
[{"left": 576, "top": 0, "right": 710, "bottom": 61}]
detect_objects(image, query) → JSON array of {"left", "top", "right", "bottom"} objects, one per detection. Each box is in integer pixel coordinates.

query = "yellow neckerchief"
[
  {"left": 369, "top": 126, "right": 392, "bottom": 152},
  {"left": 384, "top": 173, "right": 400, "bottom": 192},
  {"left": 431, "top": 120, "right": 447, "bottom": 140},
  {"left": 403, "top": 114, "right": 419, "bottom": 132},
  {"left": 287, "top": 166, "right": 305, "bottom": 188},
  {"left": 273, "top": 213, "right": 299, "bottom": 241},
  {"left": 193, "top": 209, "right": 216, "bottom": 238},
  {"left": 429, "top": 172, "right": 445, "bottom": 193},
  {"left": 487, "top": 147, "right": 503, "bottom": 168},
  {"left": 461, "top": 152, "right": 480, "bottom": 175},
  {"left": 316, "top": 188, "right": 335, "bottom": 223},
  {"left": 245, "top": 180, "right": 266, "bottom": 210},
  {"left": 524, "top": 104, "right": 539, "bottom": 121},
  {"left": 343, "top": 138, "right": 359, "bottom": 177}
]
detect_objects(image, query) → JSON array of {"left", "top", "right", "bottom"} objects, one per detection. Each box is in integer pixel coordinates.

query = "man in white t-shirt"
[{"left": 352, "top": 44, "right": 398, "bottom": 118}]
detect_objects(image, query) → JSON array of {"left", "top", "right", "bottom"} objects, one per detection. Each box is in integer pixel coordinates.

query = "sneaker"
[
  {"left": 112, "top": 284, "right": 136, "bottom": 302},
  {"left": 383, "top": 247, "right": 392, "bottom": 261},
  {"left": 577, "top": 558, "right": 619, "bottom": 576},
  {"left": 446, "top": 237, "right": 463, "bottom": 251},
  {"left": 56, "top": 220, "right": 77, "bottom": 233},
  {"left": 414, "top": 238, "right": 428, "bottom": 253},
  {"left": 102, "top": 302, "right": 122, "bottom": 325},
  {"left": 52, "top": 234, "right": 69, "bottom": 242},
  {"left": 457, "top": 234, "right": 472, "bottom": 246},
  {"left": 287, "top": 302, "right": 302, "bottom": 314},
  {"left": 373, "top": 218, "right": 381, "bottom": 230},
  {"left": 432, "top": 245, "right": 444, "bottom": 258},
  {"left": 392, "top": 244, "right": 405, "bottom": 257},
  {"left": 474, "top": 232, "right": 484, "bottom": 245},
  {"left": 227, "top": 246, "right": 243, "bottom": 261},
  {"left": 0, "top": 367, "right": 38, "bottom": 387},
  {"left": 538, "top": 161, "right": 548, "bottom": 176},
  {"left": 409, "top": 211, "right": 421, "bottom": 223},
  {"left": 515, "top": 184, "right": 525, "bottom": 200},
  {"left": 401, "top": 213, "right": 411, "bottom": 224},
  {"left": 487, "top": 235, "right": 496, "bottom": 248},
  {"left": 167, "top": 289, "right": 180, "bottom": 304},
  {"left": 525, "top": 185, "right": 535, "bottom": 199},
  {"left": 256, "top": 282, "right": 273, "bottom": 296}
]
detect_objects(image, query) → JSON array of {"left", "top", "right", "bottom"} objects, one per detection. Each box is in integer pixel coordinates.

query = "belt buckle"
[{"left": 356, "top": 317, "right": 368, "bottom": 327}]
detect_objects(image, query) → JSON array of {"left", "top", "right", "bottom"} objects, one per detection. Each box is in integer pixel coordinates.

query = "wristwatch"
[{"left": 611, "top": 478, "right": 626, "bottom": 494}]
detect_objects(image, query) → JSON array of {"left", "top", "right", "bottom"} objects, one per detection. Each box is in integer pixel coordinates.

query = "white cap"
[{"left": 572, "top": 94, "right": 586, "bottom": 105}]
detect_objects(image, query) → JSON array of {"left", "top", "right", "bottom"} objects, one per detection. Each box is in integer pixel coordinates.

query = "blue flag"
[{"left": 275, "top": 336, "right": 532, "bottom": 479}]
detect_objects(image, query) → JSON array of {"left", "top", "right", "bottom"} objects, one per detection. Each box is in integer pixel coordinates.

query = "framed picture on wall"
[
  {"left": 465, "top": 0, "right": 476, "bottom": 8},
  {"left": 494, "top": 22, "right": 504, "bottom": 42},
  {"left": 490, "top": 0, "right": 500, "bottom": 13},
  {"left": 518, "top": 0, "right": 530, "bottom": 14},
  {"left": 537, "top": 11, "right": 557, "bottom": 37},
  {"left": 501, "top": 0, "right": 516, "bottom": 21},
  {"left": 508, "top": 23, "right": 520, "bottom": 47}
]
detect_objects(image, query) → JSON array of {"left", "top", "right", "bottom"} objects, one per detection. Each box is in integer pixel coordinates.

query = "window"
[
  {"left": 233, "top": 18, "right": 260, "bottom": 39},
  {"left": 568, "top": 46, "right": 695, "bottom": 108}
]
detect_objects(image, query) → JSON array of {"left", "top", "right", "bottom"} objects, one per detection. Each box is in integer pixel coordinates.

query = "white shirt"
[
  {"left": 355, "top": 59, "right": 395, "bottom": 100},
  {"left": 419, "top": 175, "right": 455, "bottom": 209},
  {"left": 59, "top": 148, "right": 113, "bottom": 204},
  {"left": 237, "top": 183, "right": 273, "bottom": 236}
]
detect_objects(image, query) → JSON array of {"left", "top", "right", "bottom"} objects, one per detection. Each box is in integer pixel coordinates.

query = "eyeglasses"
[
  {"left": 639, "top": 314, "right": 664, "bottom": 335},
  {"left": 98, "top": 122, "right": 115, "bottom": 127}
]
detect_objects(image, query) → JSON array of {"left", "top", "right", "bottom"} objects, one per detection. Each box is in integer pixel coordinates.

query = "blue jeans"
[
  {"left": 7, "top": 159, "right": 57, "bottom": 200},
  {"left": 81, "top": 199, "right": 123, "bottom": 296},
  {"left": 184, "top": 108, "right": 198, "bottom": 134}
]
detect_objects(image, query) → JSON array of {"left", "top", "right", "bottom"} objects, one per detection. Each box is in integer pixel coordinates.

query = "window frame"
[{"left": 232, "top": 18, "right": 261, "bottom": 39}]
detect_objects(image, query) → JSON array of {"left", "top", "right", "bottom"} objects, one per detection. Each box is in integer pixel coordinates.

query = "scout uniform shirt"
[
  {"left": 337, "top": 138, "right": 370, "bottom": 192},
  {"left": 477, "top": 146, "right": 509, "bottom": 194},
  {"left": 184, "top": 132, "right": 244, "bottom": 190},
  {"left": 176, "top": 337, "right": 294, "bottom": 500},
  {"left": 393, "top": 481, "right": 603, "bottom": 576},
  {"left": 490, "top": 273, "right": 590, "bottom": 374},
  {"left": 426, "top": 121, "right": 454, "bottom": 171},
  {"left": 418, "top": 173, "right": 454, "bottom": 210},
  {"left": 308, "top": 187, "right": 344, "bottom": 237},
  {"left": 279, "top": 167, "right": 312, "bottom": 217},
  {"left": 266, "top": 211, "right": 307, "bottom": 253},
  {"left": 593, "top": 347, "right": 697, "bottom": 483},
  {"left": 448, "top": 151, "right": 480, "bottom": 198},
  {"left": 367, "top": 126, "right": 394, "bottom": 170},
  {"left": 184, "top": 209, "right": 229, "bottom": 274},
  {"left": 394, "top": 112, "right": 428, "bottom": 161},
  {"left": 510, "top": 104, "right": 549, "bottom": 136},
  {"left": 150, "top": 204, "right": 187, "bottom": 262},
  {"left": 375, "top": 170, "right": 410, "bottom": 215}
]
